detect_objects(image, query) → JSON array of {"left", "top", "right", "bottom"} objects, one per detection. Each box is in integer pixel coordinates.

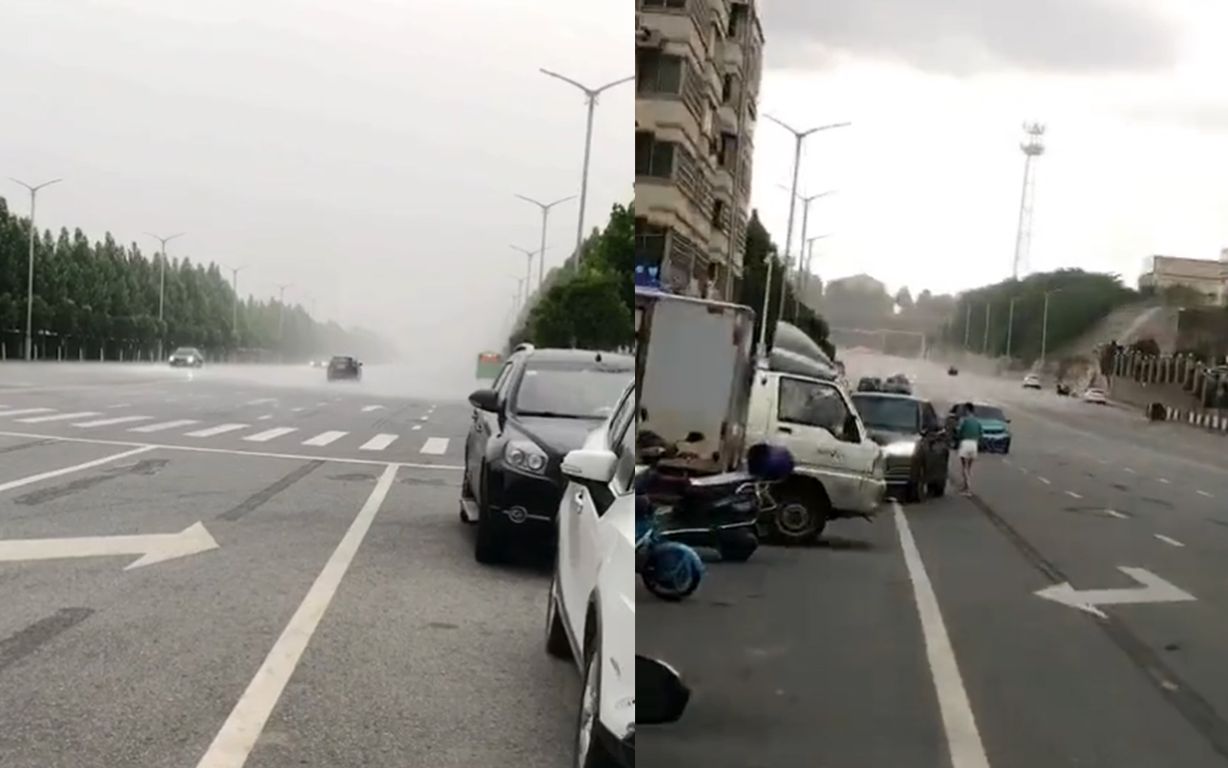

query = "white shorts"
[{"left": 958, "top": 440, "right": 979, "bottom": 460}]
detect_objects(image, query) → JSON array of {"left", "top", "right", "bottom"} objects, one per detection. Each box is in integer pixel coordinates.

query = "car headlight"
[
  {"left": 505, "top": 440, "right": 548, "bottom": 475},
  {"left": 883, "top": 440, "right": 918, "bottom": 458}
]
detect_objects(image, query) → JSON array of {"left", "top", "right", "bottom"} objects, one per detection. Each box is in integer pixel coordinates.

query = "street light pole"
[
  {"left": 760, "top": 116, "right": 850, "bottom": 354},
  {"left": 1040, "top": 289, "right": 1061, "bottom": 365},
  {"left": 1006, "top": 297, "right": 1017, "bottom": 359},
  {"left": 797, "top": 233, "right": 832, "bottom": 319},
  {"left": 539, "top": 69, "right": 633, "bottom": 270},
  {"left": 223, "top": 265, "right": 246, "bottom": 351},
  {"left": 510, "top": 245, "right": 539, "bottom": 301},
  {"left": 515, "top": 193, "right": 574, "bottom": 288},
  {"left": 146, "top": 231, "right": 184, "bottom": 361},
  {"left": 778, "top": 186, "right": 836, "bottom": 321},
  {"left": 983, "top": 303, "right": 992, "bottom": 354},
  {"left": 963, "top": 303, "right": 973, "bottom": 349},
  {"left": 9, "top": 177, "right": 63, "bottom": 360},
  {"left": 275, "top": 283, "right": 292, "bottom": 354}
]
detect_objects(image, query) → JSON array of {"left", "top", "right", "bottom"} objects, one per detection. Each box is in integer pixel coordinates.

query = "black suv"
[
  {"left": 851, "top": 392, "right": 949, "bottom": 502},
  {"left": 461, "top": 346, "right": 633, "bottom": 564},
  {"left": 326, "top": 356, "right": 362, "bottom": 381}
]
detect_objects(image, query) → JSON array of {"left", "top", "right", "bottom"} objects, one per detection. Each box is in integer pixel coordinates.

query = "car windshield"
[
  {"left": 330, "top": 358, "right": 352, "bottom": 365},
  {"left": 976, "top": 405, "right": 1006, "bottom": 421},
  {"left": 172, "top": 348, "right": 198, "bottom": 355},
  {"left": 512, "top": 361, "right": 633, "bottom": 419},
  {"left": 853, "top": 396, "right": 919, "bottom": 433}
]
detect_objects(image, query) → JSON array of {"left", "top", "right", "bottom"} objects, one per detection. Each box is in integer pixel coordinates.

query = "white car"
[
  {"left": 1083, "top": 387, "right": 1108, "bottom": 404},
  {"left": 546, "top": 381, "right": 635, "bottom": 767},
  {"left": 1022, "top": 374, "right": 1042, "bottom": 389}
]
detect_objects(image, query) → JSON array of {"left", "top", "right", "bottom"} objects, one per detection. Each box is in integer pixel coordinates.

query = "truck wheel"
[{"left": 768, "top": 484, "right": 830, "bottom": 544}]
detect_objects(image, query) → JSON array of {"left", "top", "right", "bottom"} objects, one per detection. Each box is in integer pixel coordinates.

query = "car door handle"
[
  {"left": 573, "top": 488, "right": 586, "bottom": 510},
  {"left": 778, "top": 426, "right": 793, "bottom": 434}
]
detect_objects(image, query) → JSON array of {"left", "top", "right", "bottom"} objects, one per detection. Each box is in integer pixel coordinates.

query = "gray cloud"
[{"left": 762, "top": 0, "right": 1180, "bottom": 75}]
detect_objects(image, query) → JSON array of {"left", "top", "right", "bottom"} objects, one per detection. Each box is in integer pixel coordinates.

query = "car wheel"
[
  {"left": 928, "top": 459, "right": 948, "bottom": 498},
  {"left": 546, "top": 570, "right": 573, "bottom": 660},
  {"left": 905, "top": 461, "right": 928, "bottom": 503},
  {"left": 473, "top": 466, "right": 505, "bottom": 565},
  {"left": 767, "top": 484, "right": 829, "bottom": 544},
  {"left": 576, "top": 634, "right": 619, "bottom": 768}
]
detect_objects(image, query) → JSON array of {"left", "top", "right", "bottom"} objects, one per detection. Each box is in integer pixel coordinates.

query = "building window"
[
  {"left": 641, "top": 0, "right": 687, "bottom": 8},
  {"left": 717, "top": 132, "right": 738, "bottom": 168},
  {"left": 635, "top": 218, "right": 668, "bottom": 266},
  {"left": 636, "top": 50, "right": 683, "bottom": 94},
  {"left": 711, "top": 199, "right": 726, "bottom": 230},
  {"left": 635, "top": 131, "right": 675, "bottom": 178},
  {"left": 721, "top": 74, "right": 738, "bottom": 104},
  {"left": 729, "top": 2, "right": 748, "bottom": 36}
]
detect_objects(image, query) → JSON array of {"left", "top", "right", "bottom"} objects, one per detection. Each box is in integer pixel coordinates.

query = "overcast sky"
[
  {"left": 0, "top": 0, "right": 630, "bottom": 390},
  {"left": 752, "top": 0, "right": 1228, "bottom": 299}
]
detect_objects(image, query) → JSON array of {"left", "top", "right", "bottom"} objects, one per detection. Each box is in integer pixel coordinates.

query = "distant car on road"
[
  {"left": 1083, "top": 387, "right": 1108, "bottom": 405},
  {"left": 947, "top": 365, "right": 959, "bottom": 376},
  {"left": 883, "top": 374, "right": 913, "bottom": 395},
  {"left": 546, "top": 380, "right": 637, "bottom": 767},
  {"left": 857, "top": 376, "right": 883, "bottom": 392},
  {"left": 946, "top": 403, "right": 1012, "bottom": 454},
  {"left": 852, "top": 392, "right": 949, "bottom": 502},
  {"left": 461, "top": 347, "right": 634, "bottom": 564},
  {"left": 1022, "top": 373, "right": 1042, "bottom": 389},
  {"left": 168, "top": 347, "right": 204, "bottom": 368},
  {"left": 326, "top": 356, "right": 362, "bottom": 381}
]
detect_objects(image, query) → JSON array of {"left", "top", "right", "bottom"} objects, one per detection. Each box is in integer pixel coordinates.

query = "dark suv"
[
  {"left": 461, "top": 346, "right": 633, "bottom": 564},
  {"left": 326, "top": 356, "right": 362, "bottom": 381},
  {"left": 851, "top": 392, "right": 949, "bottom": 502}
]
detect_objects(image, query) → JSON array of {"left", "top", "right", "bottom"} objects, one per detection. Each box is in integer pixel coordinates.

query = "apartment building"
[
  {"left": 634, "top": 0, "right": 764, "bottom": 300},
  {"left": 1139, "top": 252, "right": 1228, "bottom": 304}
]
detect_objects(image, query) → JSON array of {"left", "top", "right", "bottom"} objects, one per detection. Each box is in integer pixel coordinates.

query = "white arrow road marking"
[
  {"left": 420, "top": 437, "right": 449, "bottom": 455},
  {"left": 0, "top": 446, "right": 156, "bottom": 495},
  {"left": 361, "top": 405, "right": 384, "bottom": 412},
  {"left": 303, "top": 431, "right": 347, "bottom": 447},
  {"left": 893, "top": 503, "right": 990, "bottom": 768},
  {"left": 130, "top": 419, "right": 199, "bottom": 433},
  {"left": 244, "top": 427, "right": 297, "bottom": 443},
  {"left": 186, "top": 423, "right": 249, "bottom": 438},
  {"left": 1155, "top": 534, "right": 1185, "bottom": 548},
  {"left": 360, "top": 433, "right": 398, "bottom": 451},
  {"left": 19, "top": 411, "right": 101, "bottom": 424},
  {"left": 1035, "top": 566, "right": 1196, "bottom": 617},
  {"left": 195, "top": 464, "right": 397, "bottom": 768},
  {"left": 0, "top": 408, "right": 55, "bottom": 418},
  {"left": 73, "top": 415, "right": 153, "bottom": 428},
  {"left": 0, "top": 522, "right": 218, "bottom": 570}
]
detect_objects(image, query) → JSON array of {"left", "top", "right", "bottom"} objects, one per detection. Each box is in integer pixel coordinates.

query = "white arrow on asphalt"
[
  {"left": 1035, "top": 566, "right": 1196, "bottom": 618},
  {"left": 0, "top": 522, "right": 219, "bottom": 571}
]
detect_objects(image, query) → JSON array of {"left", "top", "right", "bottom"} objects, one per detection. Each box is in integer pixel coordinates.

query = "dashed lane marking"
[
  {"left": 1039, "top": 477, "right": 1052, "bottom": 485},
  {"left": 1104, "top": 509, "right": 1128, "bottom": 519},
  {"left": 1155, "top": 534, "right": 1185, "bottom": 548},
  {"left": 360, "top": 434, "right": 398, "bottom": 451},
  {"left": 1198, "top": 490, "right": 1214, "bottom": 498},
  {"left": 1066, "top": 490, "right": 1083, "bottom": 499},
  {"left": 18, "top": 411, "right": 101, "bottom": 424},
  {"left": 0, "top": 408, "right": 56, "bottom": 418}
]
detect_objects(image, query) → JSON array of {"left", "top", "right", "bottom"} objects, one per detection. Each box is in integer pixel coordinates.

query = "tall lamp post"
[
  {"left": 539, "top": 68, "right": 633, "bottom": 269},
  {"left": 1040, "top": 288, "right": 1063, "bottom": 365},
  {"left": 275, "top": 282, "right": 293, "bottom": 358},
  {"left": 759, "top": 116, "right": 850, "bottom": 354},
  {"left": 514, "top": 193, "right": 574, "bottom": 288},
  {"left": 146, "top": 231, "right": 184, "bottom": 361},
  {"left": 9, "top": 177, "right": 63, "bottom": 360},
  {"left": 799, "top": 233, "right": 832, "bottom": 317},
  {"left": 223, "top": 265, "right": 246, "bottom": 353},
  {"left": 510, "top": 245, "right": 541, "bottom": 303}
]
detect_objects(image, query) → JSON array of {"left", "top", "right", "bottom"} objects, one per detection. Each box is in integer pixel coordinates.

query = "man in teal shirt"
[{"left": 955, "top": 403, "right": 983, "bottom": 495}]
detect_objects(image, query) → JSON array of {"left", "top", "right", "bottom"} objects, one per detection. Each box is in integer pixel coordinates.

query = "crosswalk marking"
[
  {"left": 131, "top": 419, "right": 199, "bottom": 433},
  {"left": 420, "top": 437, "right": 449, "bottom": 455},
  {"left": 0, "top": 408, "right": 55, "bottom": 418},
  {"left": 303, "top": 430, "right": 347, "bottom": 447},
  {"left": 73, "top": 415, "right": 154, "bottom": 428},
  {"left": 186, "top": 423, "right": 249, "bottom": 438},
  {"left": 18, "top": 411, "right": 101, "bottom": 424},
  {"left": 245, "top": 427, "right": 298, "bottom": 443},
  {"left": 360, "top": 433, "right": 398, "bottom": 451}
]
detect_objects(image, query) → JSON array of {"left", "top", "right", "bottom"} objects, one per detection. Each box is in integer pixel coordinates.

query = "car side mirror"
[
  {"left": 561, "top": 448, "right": 618, "bottom": 485},
  {"left": 468, "top": 388, "right": 500, "bottom": 413},
  {"left": 636, "top": 656, "right": 691, "bottom": 725}
]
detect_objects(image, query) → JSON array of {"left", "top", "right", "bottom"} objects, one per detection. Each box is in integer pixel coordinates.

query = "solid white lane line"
[
  {"left": 0, "top": 446, "right": 156, "bottom": 495},
  {"left": 303, "top": 431, "right": 347, "bottom": 447},
  {"left": 1104, "top": 509, "right": 1128, "bottom": 520},
  {"left": 186, "top": 423, "right": 249, "bottom": 438},
  {"left": 195, "top": 464, "right": 399, "bottom": 768},
  {"left": 0, "top": 429, "right": 462, "bottom": 470},
  {"left": 130, "top": 419, "right": 199, "bottom": 433},
  {"left": 360, "top": 433, "right": 398, "bottom": 451},
  {"left": 244, "top": 427, "right": 297, "bottom": 443},
  {"left": 0, "top": 408, "right": 55, "bottom": 418},
  {"left": 1039, "top": 477, "right": 1052, "bottom": 485},
  {"left": 420, "top": 437, "right": 449, "bottom": 455},
  {"left": 894, "top": 503, "right": 990, "bottom": 768},
  {"left": 1155, "top": 534, "right": 1185, "bottom": 548},
  {"left": 73, "top": 415, "right": 153, "bottom": 428},
  {"left": 18, "top": 411, "right": 101, "bottom": 424},
  {"left": 1065, "top": 490, "right": 1083, "bottom": 499},
  {"left": 1197, "top": 490, "right": 1213, "bottom": 498}
]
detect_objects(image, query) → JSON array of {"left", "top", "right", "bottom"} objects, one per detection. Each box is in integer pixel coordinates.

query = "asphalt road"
[
  {"left": 0, "top": 363, "right": 576, "bottom": 768},
  {"left": 638, "top": 352, "right": 1228, "bottom": 768}
]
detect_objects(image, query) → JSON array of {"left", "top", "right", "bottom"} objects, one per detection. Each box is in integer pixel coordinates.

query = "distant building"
[
  {"left": 634, "top": 0, "right": 765, "bottom": 301},
  {"left": 1139, "top": 253, "right": 1228, "bottom": 304}
]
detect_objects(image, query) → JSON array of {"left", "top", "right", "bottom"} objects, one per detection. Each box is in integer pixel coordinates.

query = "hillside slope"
[{"left": 1054, "top": 301, "right": 1178, "bottom": 356}]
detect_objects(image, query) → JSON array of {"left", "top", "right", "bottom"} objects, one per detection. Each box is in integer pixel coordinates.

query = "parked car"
[
  {"left": 1022, "top": 373, "right": 1042, "bottom": 389},
  {"left": 948, "top": 365, "right": 959, "bottom": 376},
  {"left": 946, "top": 402, "right": 1012, "bottom": 454},
  {"left": 1083, "top": 387, "right": 1108, "bottom": 405},
  {"left": 546, "top": 381, "right": 636, "bottom": 766},
  {"left": 326, "top": 356, "right": 362, "bottom": 381},
  {"left": 852, "top": 392, "right": 949, "bottom": 502},
  {"left": 461, "top": 347, "right": 633, "bottom": 564},
  {"left": 883, "top": 374, "right": 913, "bottom": 395},
  {"left": 168, "top": 346, "right": 204, "bottom": 368},
  {"left": 857, "top": 376, "right": 883, "bottom": 392}
]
